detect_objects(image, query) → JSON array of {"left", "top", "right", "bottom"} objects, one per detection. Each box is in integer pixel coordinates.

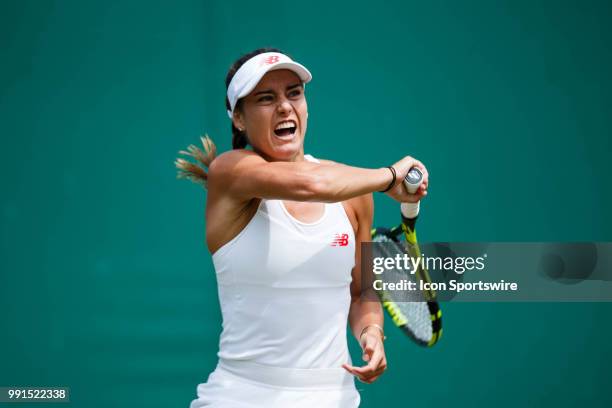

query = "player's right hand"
[{"left": 385, "top": 156, "right": 429, "bottom": 203}]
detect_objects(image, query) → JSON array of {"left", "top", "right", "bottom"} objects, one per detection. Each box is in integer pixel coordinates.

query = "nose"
[{"left": 276, "top": 97, "right": 292, "bottom": 115}]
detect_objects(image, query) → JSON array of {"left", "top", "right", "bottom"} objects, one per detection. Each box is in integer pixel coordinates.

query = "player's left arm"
[{"left": 343, "top": 192, "right": 388, "bottom": 384}]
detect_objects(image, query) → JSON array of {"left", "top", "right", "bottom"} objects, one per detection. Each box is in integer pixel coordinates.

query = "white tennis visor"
[{"left": 226, "top": 52, "right": 312, "bottom": 118}]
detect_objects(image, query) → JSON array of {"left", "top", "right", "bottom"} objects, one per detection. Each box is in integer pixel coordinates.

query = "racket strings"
[{"left": 371, "top": 234, "right": 435, "bottom": 344}]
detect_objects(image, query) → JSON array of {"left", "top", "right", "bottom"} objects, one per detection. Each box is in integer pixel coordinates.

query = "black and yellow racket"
[{"left": 370, "top": 168, "right": 442, "bottom": 347}]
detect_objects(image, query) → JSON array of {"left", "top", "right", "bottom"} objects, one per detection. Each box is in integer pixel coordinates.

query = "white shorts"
[{"left": 189, "top": 359, "right": 361, "bottom": 408}]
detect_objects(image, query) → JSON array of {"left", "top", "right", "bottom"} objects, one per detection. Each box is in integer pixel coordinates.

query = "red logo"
[
  {"left": 331, "top": 233, "right": 349, "bottom": 247},
  {"left": 262, "top": 55, "right": 280, "bottom": 65}
]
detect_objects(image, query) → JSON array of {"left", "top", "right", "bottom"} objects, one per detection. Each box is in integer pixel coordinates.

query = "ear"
[{"left": 232, "top": 111, "right": 245, "bottom": 132}]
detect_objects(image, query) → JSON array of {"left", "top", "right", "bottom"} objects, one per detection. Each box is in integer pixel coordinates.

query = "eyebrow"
[{"left": 254, "top": 83, "right": 303, "bottom": 96}]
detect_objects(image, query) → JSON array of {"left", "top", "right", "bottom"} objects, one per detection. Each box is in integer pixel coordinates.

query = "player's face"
[{"left": 233, "top": 69, "right": 308, "bottom": 162}]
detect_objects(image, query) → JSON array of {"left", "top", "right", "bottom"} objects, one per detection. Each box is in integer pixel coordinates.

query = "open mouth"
[{"left": 274, "top": 120, "right": 297, "bottom": 137}]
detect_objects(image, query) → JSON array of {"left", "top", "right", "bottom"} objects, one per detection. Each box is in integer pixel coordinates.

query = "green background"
[{"left": 1, "top": 0, "right": 611, "bottom": 407}]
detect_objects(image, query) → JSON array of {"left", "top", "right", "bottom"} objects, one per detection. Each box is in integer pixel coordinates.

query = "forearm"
[
  {"left": 308, "top": 163, "right": 392, "bottom": 202},
  {"left": 348, "top": 289, "right": 384, "bottom": 342}
]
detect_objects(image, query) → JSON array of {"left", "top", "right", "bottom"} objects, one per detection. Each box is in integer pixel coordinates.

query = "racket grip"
[
  {"left": 401, "top": 166, "right": 423, "bottom": 220},
  {"left": 401, "top": 201, "right": 420, "bottom": 220},
  {"left": 403, "top": 167, "right": 423, "bottom": 194}
]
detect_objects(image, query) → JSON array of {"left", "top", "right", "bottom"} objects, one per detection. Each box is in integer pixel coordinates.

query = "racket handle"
[
  {"left": 401, "top": 167, "right": 423, "bottom": 220},
  {"left": 401, "top": 201, "right": 420, "bottom": 220},
  {"left": 403, "top": 167, "right": 423, "bottom": 194}
]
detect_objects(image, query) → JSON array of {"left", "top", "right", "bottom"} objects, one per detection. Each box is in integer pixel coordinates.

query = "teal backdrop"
[{"left": 1, "top": 1, "right": 611, "bottom": 407}]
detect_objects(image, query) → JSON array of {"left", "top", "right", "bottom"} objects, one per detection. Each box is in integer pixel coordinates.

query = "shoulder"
[
  {"left": 347, "top": 193, "right": 374, "bottom": 221},
  {"left": 209, "top": 149, "right": 260, "bottom": 170},
  {"left": 316, "top": 158, "right": 336, "bottom": 165},
  {"left": 207, "top": 149, "right": 263, "bottom": 181},
  {"left": 342, "top": 193, "right": 374, "bottom": 233}
]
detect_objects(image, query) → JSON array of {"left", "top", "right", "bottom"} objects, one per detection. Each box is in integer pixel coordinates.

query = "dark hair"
[
  {"left": 225, "top": 47, "right": 285, "bottom": 149},
  {"left": 175, "top": 48, "right": 288, "bottom": 188}
]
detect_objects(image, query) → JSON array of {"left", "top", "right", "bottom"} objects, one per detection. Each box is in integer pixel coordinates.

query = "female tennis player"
[{"left": 178, "top": 48, "right": 428, "bottom": 408}]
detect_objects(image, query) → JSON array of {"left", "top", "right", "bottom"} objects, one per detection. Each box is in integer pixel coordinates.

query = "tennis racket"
[{"left": 370, "top": 167, "right": 442, "bottom": 347}]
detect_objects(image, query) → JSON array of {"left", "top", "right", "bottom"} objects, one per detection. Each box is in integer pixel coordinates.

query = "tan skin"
[{"left": 206, "top": 69, "right": 429, "bottom": 383}]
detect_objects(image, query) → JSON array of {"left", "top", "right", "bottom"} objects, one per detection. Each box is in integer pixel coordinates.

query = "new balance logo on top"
[{"left": 331, "top": 233, "right": 349, "bottom": 247}]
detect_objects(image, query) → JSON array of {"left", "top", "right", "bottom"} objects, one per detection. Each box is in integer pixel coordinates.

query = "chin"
[{"left": 268, "top": 136, "right": 303, "bottom": 161}]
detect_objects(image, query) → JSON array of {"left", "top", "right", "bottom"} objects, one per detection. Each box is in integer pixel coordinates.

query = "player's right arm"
[{"left": 207, "top": 149, "right": 426, "bottom": 204}]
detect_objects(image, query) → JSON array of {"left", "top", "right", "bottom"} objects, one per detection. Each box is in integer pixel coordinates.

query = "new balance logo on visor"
[
  {"left": 262, "top": 55, "right": 280, "bottom": 65},
  {"left": 331, "top": 233, "right": 349, "bottom": 247}
]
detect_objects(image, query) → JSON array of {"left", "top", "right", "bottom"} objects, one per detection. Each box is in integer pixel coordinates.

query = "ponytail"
[{"left": 175, "top": 134, "right": 217, "bottom": 188}]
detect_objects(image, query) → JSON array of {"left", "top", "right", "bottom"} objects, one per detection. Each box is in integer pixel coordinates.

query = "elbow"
[{"left": 296, "top": 171, "right": 335, "bottom": 202}]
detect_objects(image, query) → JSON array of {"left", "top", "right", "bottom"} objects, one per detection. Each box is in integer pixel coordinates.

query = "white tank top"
[{"left": 211, "top": 155, "right": 356, "bottom": 368}]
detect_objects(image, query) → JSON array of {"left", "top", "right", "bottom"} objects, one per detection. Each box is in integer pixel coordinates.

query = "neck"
[{"left": 254, "top": 147, "right": 305, "bottom": 162}]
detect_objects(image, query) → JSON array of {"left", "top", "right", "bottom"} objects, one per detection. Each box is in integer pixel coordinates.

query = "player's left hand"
[{"left": 342, "top": 331, "right": 388, "bottom": 383}]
